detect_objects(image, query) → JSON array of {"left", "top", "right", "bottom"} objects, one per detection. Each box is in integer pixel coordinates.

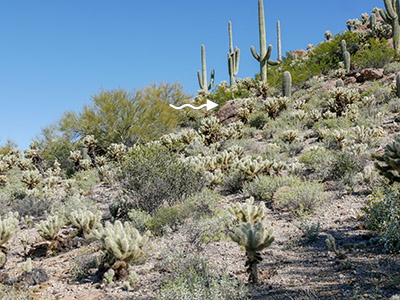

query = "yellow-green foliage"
[
  {"left": 59, "top": 82, "right": 191, "bottom": 148},
  {"left": 91, "top": 220, "right": 149, "bottom": 264}
]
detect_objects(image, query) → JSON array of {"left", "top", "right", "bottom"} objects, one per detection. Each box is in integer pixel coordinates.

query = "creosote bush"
[{"left": 119, "top": 144, "right": 205, "bottom": 214}]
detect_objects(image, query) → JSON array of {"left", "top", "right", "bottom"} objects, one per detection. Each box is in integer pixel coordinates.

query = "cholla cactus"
[
  {"left": 238, "top": 107, "right": 250, "bottom": 123},
  {"left": 103, "top": 268, "right": 115, "bottom": 285},
  {"left": 308, "top": 109, "right": 322, "bottom": 122},
  {"left": 223, "top": 121, "right": 245, "bottom": 140},
  {"left": 0, "top": 251, "right": 5, "bottom": 268},
  {"left": 70, "top": 150, "right": 82, "bottom": 171},
  {"left": 107, "top": 143, "right": 127, "bottom": 162},
  {"left": 81, "top": 135, "right": 98, "bottom": 168},
  {"left": 324, "top": 30, "right": 332, "bottom": 40},
  {"left": 291, "top": 110, "right": 306, "bottom": 121},
  {"left": 348, "top": 143, "right": 368, "bottom": 157},
  {"left": 69, "top": 209, "right": 102, "bottom": 238},
  {"left": 227, "top": 145, "right": 245, "bottom": 158},
  {"left": 361, "top": 12, "right": 369, "bottom": 24},
  {"left": 36, "top": 215, "right": 65, "bottom": 242},
  {"left": 205, "top": 169, "right": 224, "bottom": 186},
  {"left": 216, "top": 150, "right": 237, "bottom": 172},
  {"left": 372, "top": 137, "right": 400, "bottom": 183},
  {"left": 282, "top": 130, "right": 299, "bottom": 144},
  {"left": 326, "top": 234, "right": 339, "bottom": 256},
  {"left": 21, "top": 170, "right": 42, "bottom": 189},
  {"left": 230, "top": 222, "right": 274, "bottom": 283},
  {"left": 329, "top": 87, "right": 360, "bottom": 116},
  {"left": 346, "top": 19, "right": 354, "bottom": 31},
  {"left": 24, "top": 145, "right": 46, "bottom": 178},
  {"left": 293, "top": 99, "right": 306, "bottom": 110},
  {"left": 0, "top": 175, "right": 7, "bottom": 186},
  {"left": 16, "top": 158, "right": 33, "bottom": 171},
  {"left": 0, "top": 212, "right": 19, "bottom": 248},
  {"left": 263, "top": 97, "right": 290, "bottom": 119},
  {"left": 199, "top": 116, "right": 223, "bottom": 145},
  {"left": 79, "top": 159, "right": 92, "bottom": 170},
  {"left": 21, "top": 258, "right": 32, "bottom": 273},
  {"left": 91, "top": 220, "right": 149, "bottom": 266},
  {"left": 272, "top": 161, "right": 285, "bottom": 175},
  {"left": 333, "top": 129, "right": 348, "bottom": 150},
  {"left": 228, "top": 197, "right": 266, "bottom": 224},
  {"left": 323, "top": 111, "right": 337, "bottom": 119},
  {"left": 233, "top": 156, "right": 272, "bottom": 180}
]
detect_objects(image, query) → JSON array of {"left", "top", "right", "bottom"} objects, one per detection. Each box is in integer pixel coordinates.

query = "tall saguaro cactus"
[
  {"left": 250, "top": 0, "right": 279, "bottom": 82},
  {"left": 228, "top": 21, "right": 240, "bottom": 86},
  {"left": 380, "top": 0, "right": 400, "bottom": 55},
  {"left": 197, "top": 44, "right": 215, "bottom": 92},
  {"left": 277, "top": 20, "right": 282, "bottom": 61}
]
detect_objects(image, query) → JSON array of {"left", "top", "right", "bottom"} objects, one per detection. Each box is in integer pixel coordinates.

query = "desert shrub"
[
  {"left": 11, "top": 196, "right": 52, "bottom": 218},
  {"left": 300, "top": 147, "right": 334, "bottom": 179},
  {"left": 249, "top": 111, "right": 269, "bottom": 129},
  {"left": 243, "top": 175, "right": 293, "bottom": 206},
  {"left": 362, "top": 188, "right": 400, "bottom": 253},
  {"left": 127, "top": 209, "right": 152, "bottom": 233},
  {"left": 274, "top": 177, "right": 327, "bottom": 215},
  {"left": 157, "top": 252, "right": 247, "bottom": 300},
  {"left": 206, "top": 80, "right": 252, "bottom": 107},
  {"left": 220, "top": 171, "right": 247, "bottom": 194},
  {"left": 384, "top": 62, "right": 400, "bottom": 74},
  {"left": 71, "top": 168, "right": 100, "bottom": 193},
  {"left": 119, "top": 144, "right": 205, "bottom": 214},
  {"left": 353, "top": 38, "right": 394, "bottom": 69},
  {"left": 329, "top": 151, "right": 363, "bottom": 188},
  {"left": 147, "top": 206, "right": 182, "bottom": 236},
  {"left": 180, "top": 189, "right": 220, "bottom": 219}
]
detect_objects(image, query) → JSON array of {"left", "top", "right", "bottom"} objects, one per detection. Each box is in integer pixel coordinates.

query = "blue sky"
[{"left": 0, "top": 0, "right": 380, "bottom": 150}]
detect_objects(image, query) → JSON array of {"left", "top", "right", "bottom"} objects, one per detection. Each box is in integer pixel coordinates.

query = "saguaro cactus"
[
  {"left": 250, "top": 0, "right": 279, "bottom": 82},
  {"left": 283, "top": 71, "right": 292, "bottom": 98},
  {"left": 397, "top": 72, "right": 400, "bottom": 97},
  {"left": 370, "top": 13, "right": 377, "bottom": 31},
  {"left": 340, "top": 40, "right": 347, "bottom": 57},
  {"left": 197, "top": 44, "right": 215, "bottom": 92},
  {"left": 343, "top": 51, "right": 351, "bottom": 72},
  {"left": 228, "top": 21, "right": 240, "bottom": 86},
  {"left": 380, "top": 0, "right": 400, "bottom": 55},
  {"left": 277, "top": 20, "right": 282, "bottom": 61}
]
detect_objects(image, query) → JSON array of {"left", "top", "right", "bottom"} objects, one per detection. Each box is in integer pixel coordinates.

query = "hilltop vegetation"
[{"left": 2, "top": 1, "right": 400, "bottom": 299}]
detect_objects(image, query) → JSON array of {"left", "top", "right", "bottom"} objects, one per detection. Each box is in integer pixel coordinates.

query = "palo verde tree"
[{"left": 59, "top": 82, "right": 191, "bottom": 152}]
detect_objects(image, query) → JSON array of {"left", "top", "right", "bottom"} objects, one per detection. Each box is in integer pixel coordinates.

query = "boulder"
[
  {"left": 360, "top": 68, "right": 384, "bottom": 81},
  {"left": 216, "top": 102, "right": 241, "bottom": 126}
]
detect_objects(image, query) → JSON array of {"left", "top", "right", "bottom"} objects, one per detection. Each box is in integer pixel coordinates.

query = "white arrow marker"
[{"left": 169, "top": 99, "right": 218, "bottom": 111}]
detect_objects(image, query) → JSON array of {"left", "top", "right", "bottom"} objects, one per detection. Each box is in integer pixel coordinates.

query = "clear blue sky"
[{"left": 0, "top": 0, "right": 380, "bottom": 150}]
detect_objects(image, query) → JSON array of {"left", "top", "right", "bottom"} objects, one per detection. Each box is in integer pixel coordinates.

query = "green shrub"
[
  {"left": 119, "top": 144, "right": 205, "bottom": 214},
  {"left": 147, "top": 206, "right": 182, "bottom": 236},
  {"left": 243, "top": 175, "right": 290, "bottom": 206},
  {"left": 362, "top": 188, "right": 400, "bottom": 253},
  {"left": 157, "top": 254, "right": 247, "bottom": 300},
  {"left": 180, "top": 189, "right": 220, "bottom": 219},
  {"left": 249, "top": 111, "right": 269, "bottom": 129},
  {"left": 330, "top": 151, "right": 363, "bottom": 188},
  {"left": 300, "top": 147, "right": 334, "bottom": 179},
  {"left": 274, "top": 177, "right": 327, "bottom": 215},
  {"left": 353, "top": 38, "right": 394, "bottom": 69},
  {"left": 221, "top": 171, "right": 247, "bottom": 194},
  {"left": 127, "top": 209, "right": 152, "bottom": 233},
  {"left": 384, "top": 62, "right": 400, "bottom": 74}
]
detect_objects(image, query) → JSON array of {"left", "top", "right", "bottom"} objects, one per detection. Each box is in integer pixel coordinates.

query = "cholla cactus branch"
[{"left": 228, "top": 197, "right": 266, "bottom": 224}]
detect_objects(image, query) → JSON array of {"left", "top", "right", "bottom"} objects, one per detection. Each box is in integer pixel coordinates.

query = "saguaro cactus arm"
[{"left": 379, "top": 0, "right": 400, "bottom": 55}]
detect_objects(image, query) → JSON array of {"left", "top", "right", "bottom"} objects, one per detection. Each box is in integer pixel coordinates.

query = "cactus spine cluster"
[
  {"left": 277, "top": 20, "right": 282, "bottom": 61},
  {"left": 250, "top": 0, "right": 279, "bottom": 82},
  {"left": 282, "top": 71, "right": 292, "bottom": 98},
  {"left": 197, "top": 44, "right": 215, "bottom": 92},
  {"left": 228, "top": 21, "right": 240, "bottom": 86},
  {"left": 380, "top": 0, "right": 400, "bottom": 55}
]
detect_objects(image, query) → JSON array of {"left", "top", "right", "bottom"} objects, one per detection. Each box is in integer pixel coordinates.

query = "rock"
[
  {"left": 27, "top": 242, "right": 51, "bottom": 258},
  {"left": 292, "top": 49, "right": 307, "bottom": 58},
  {"left": 216, "top": 102, "right": 241, "bottom": 126},
  {"left": 361, "top": 68, "right": 384, "bottom": 81},
  {"left": 322, "top": 79, "right": 337, "bottom": 92},
  {"left": 355, "top": 72, "right": 363, "bottom": 83},
  {"left": 344, "top": 77, "right": 357, "bottom": 84},
  {"left": 19, "top": 268, "right": 49, "bottom": 285},
  {"left": 382, "top": 73, "right": 396, "bottom": 84}
]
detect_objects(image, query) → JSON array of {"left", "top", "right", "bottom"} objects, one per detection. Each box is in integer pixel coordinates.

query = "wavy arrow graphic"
[{"left": 169, "top": 99, "right": 218, "bottom": 111}]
